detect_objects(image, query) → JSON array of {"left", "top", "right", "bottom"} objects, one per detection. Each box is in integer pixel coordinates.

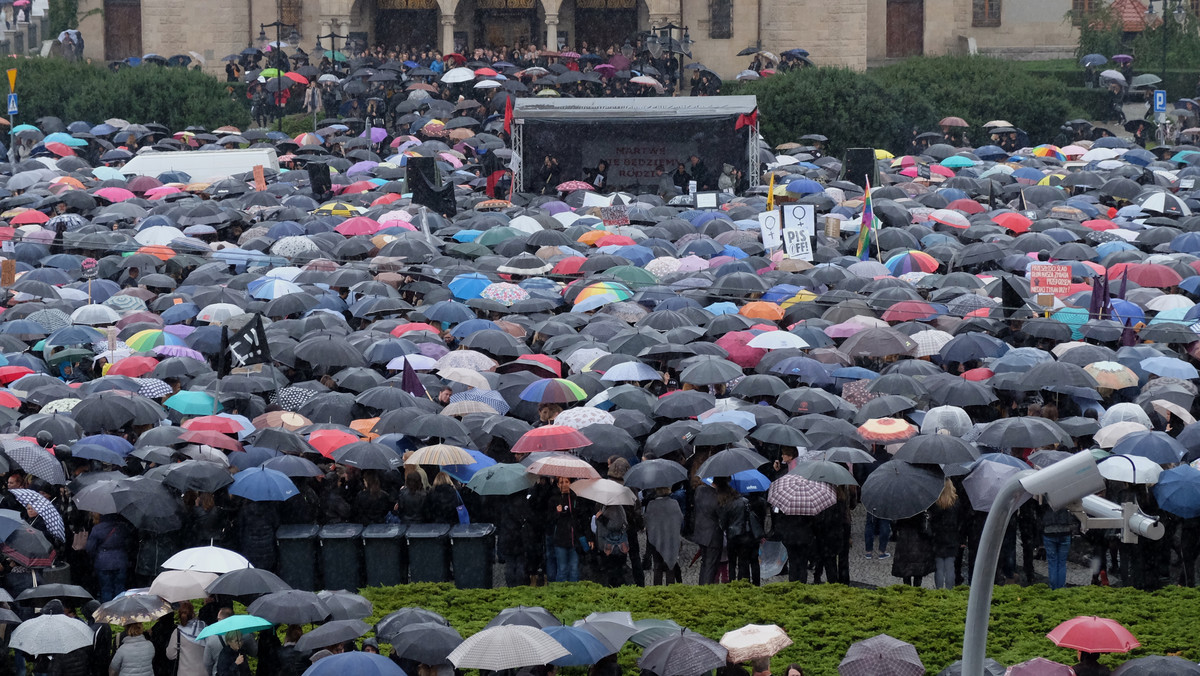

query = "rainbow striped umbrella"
[
  {"left": 573, "top": 281, "right": 633, "bottom": 305},
  {"left": 884, "top": 250, "right": 940, "bottom": 275},
  {"left": 519, "top": 378, "right": 588, "bottom": 404},
  {"left": 126, "top": 329, "right": 187, "bottom": 352}
]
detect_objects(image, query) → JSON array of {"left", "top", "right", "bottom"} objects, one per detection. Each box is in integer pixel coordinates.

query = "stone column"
[
  {"left": 545, "top": 13, "right": 560, "bottom": 51},
  {"left": 316, "top": 20, "right": 332, "bottom": 50},
  {"left": 441, "top": 14, "right": 456, "bottom": 53}
]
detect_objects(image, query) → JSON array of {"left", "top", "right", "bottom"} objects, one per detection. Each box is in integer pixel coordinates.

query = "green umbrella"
[
  {"left": 164, "top": 391, "right": 219, "bottom": 415},
  {"left": 465, "top": 463, "right": 534, "bottom": 496},
  {"left": 323, "top": 50, "right": 348, "bottom": 62},
  {"left": 46, "top": 348, "right": 93, "bottom": 366},
  {"left": 476, "top": 227, "right": 524, "bottom": 247},
  {"left": 603, "top": 265, "right": 658, "bottom": 288},
  {"left": 196, "top": 614, "right": 273, "bottom": 640},
  {"left": 260, "top": 68, "right": 284, "bottom": 79},
  {"left": 630, "top": 619, "right": 685, "bottom": 647}
]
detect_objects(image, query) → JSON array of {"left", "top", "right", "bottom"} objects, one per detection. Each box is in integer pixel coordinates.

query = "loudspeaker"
[
  {"left": 306, "top": 162, "right": 331, "bottom": 197},
  {"left": 842, "top": 148, "right": 878, "bottom": 189}
]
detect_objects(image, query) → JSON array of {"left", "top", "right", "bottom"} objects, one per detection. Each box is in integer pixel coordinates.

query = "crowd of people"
[{"left": 0, "top": 41, "right": 1198, "bottom": 673}]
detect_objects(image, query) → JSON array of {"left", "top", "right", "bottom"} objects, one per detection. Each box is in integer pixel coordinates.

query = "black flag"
[{"left": 222, "top": 314, "right": 271, "bottom": 376}]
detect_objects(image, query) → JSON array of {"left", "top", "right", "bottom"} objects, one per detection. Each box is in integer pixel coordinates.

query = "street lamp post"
[
  {"left": 647, "top": 22, "right": 692, "bottom": 94},
  {"left": 1146, "top": 0, "right": 1187, "bottom": 82},
  {"left": 260, "top": 19, "right": 295, "bottom": 132}
]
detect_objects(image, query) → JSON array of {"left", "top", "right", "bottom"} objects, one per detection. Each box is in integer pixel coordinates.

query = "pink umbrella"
[
  {"left": 594, "top": 64, "right": 616, "bottom": 77},
  {"left": 146, "top": 186, "right": 183, "bottom": 200},
  {"left": 676, "top": 255, "right": 709, "bottom": 272},
  {"left": 95, "top": 187, "right": 136, "bottom": 202},
  {"left": 713, "top": 331, "right": 765, "bottom": 368},
  {"left": 334, "top": 216, "right": 382, "bottom": 236}
]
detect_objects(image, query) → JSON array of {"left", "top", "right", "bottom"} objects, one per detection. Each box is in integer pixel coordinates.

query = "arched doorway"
[
  {"left": 467, "top": 0, "right": 539, "bottom": 50},
  {"left": 571, "top": 0, "right": 639, "bottom": 52},
  {"left": 374, "top": 0, "right": 440, "bottom": 50},
  {"left": 885, "top": 0, "right": 924, "bottom": 57}
]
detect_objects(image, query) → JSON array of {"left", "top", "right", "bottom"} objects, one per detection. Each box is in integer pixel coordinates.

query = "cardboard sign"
[
  {"left": 758, "top": 211, "right": 782, "bottom": 250},
  {"left": 600, "top": 205, "right": 629, "bottom": 226},
  {"left": 1029, "top": 263, "right": 1072, "bottom": 295},
  {"left": 582, "top": 191, "right": 610, "bottom": 208},
  {"left": 695, "top": 192, "right": 718, "bottom": 210},
  {"left": 825, "top": 216, "right": 841, "bottom": 239},
  {"left": 781, "top": 204, "right": 816, "bottom": 261},
  {"left": 0, "top": 259, "right": 13, "bottom": 287},
  {"left": 253, "top": 165, "right": 267, "bottom": 192}
]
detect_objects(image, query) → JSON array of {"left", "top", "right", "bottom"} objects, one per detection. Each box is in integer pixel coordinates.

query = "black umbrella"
[
  {"left": 386, "top": 621, "right": 465, "bottom": 665},
  {"left": 16, "top": 583, "right": 94, "bottom": 604},
  {"left": 860, "top": 460, "right": 945, "bottom": 520},
  {"left": 206, "top": 567, "right": 292, "bottom": 597},
  {"left": 892, "top": 434, "right": 980, "bottom": 464},
  {"left": 695, "top": 448, "right": 769, "bottom": 478},
  {"left": 317, "top": 590, "right": 373, "bottom": 620},
  {"left": 749, "top": 423, "right": 810, "bottom": 447},
  {"left": 294, "top": 335, "right": 367, "bottom": 369},
  {"left": 1111, "top": 656, "right": 1200, "bottom": 676},
  {"left": 375, "top": 607, "right": 450, "bottom": 642},
  {"left": 638, "top": 630, "right": 728, "bottom": 676},
  {"left": 623, "top": 458, "right": 688, "bottom": 490},
  {"left": 331, "top": 441, "right": 403, "bottom": 471},
  {"left": 246, "top": 590, "right": 331, "bottom": 624},
  {"left": 295, "top": 619, "right": 371, "bottom": 652},
  {"left": 111, "top": 477, "right": 185, "bottom": 533},
  {"left": 976, "top": 417, "right": 1072, "bottom": 449},
  {"left": 679, "top": 357, "right": 743, "bottom": 386},
  {"left": 162, "top": 460, "right": 234, "bottom": 493}
]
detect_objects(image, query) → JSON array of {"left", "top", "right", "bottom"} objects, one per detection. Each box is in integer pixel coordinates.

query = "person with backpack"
[
  {"left": 716, "top": 477, "right": 762, "bottom": 584},
  {"left": 212, "top": 634, "right": 250, "bottom": 676},
  {"left": 109, "top": 624, "right": 154, "bottom": 676}
]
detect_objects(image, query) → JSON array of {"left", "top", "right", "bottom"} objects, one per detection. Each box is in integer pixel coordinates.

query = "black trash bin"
[
  {"left": 363, "top": 524, "right": 407, "bottom": 587},
  {"left": 450, "top": 523, "right": 496, "bottom": 589},
  {"left": 320, "top": 523, "right": 363, "bottom": 591},
  {"left": 276, "top": 524, "right": 320, "bottom": 591},
  {"left": 406, "top": 523, "right": 451, "bottom": 583}
]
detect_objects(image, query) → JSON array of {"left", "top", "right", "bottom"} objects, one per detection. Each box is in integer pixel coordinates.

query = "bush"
[
  {"left": 728, "top": 56, "right": 1085, "bottom": 155},
  {"left": 357, "top": 582, "right": 1200, "bottom": 676},
  {"left": 0, "top": 58, "right": 250, "bottom": 130}
]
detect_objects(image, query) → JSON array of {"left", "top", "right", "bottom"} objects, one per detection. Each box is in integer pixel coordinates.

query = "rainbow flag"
[{"left": 857, "top": 179, "right": 878, "bottom": 261}]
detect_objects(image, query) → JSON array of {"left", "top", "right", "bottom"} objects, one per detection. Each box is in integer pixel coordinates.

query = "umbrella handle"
[{"left": 961, "top": 470, "right": 1034, "bottom": 674}]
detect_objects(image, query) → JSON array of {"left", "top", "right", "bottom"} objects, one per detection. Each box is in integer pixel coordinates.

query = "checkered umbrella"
[
  {"left": 449, "top": 388, "right": 508, "bottom": 414},
  {"left": 10, "top": 488, "right": 65, "bottom": 542},
  {"left": 448, "top": 625, "right": 570, "bottom": 671},
  {"left": 910, "top": 329, "right": 953, "bottom": 358},
  {"left": 2, "top": 440, "right": 68, "bottom": 485},
  {"left": 838, "top": 634, "right": 924, "bottom": 676},
  {"left": 767, "top": 474, "right": 836, "bottom": 516},
  {"left": 135, "top": 377, "right": 173, "bottom": 399}
]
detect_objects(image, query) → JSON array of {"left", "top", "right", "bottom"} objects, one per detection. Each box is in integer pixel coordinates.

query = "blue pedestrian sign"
[
  {"left": 1154, "top": 89, "right": 1167, "bottom": 113},
  {"left": 5, "top": 93, "right": 14, "bottom": 115}
]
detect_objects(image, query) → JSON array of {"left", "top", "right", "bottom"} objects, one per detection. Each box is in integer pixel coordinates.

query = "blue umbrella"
[
  {"left": 76, "top": 434, "right": 133, "bottom": 455},
  {"left": 449, "top": 318, "right": 501, "bottom": 339},
  {"left": 71, "top": 444, "right": 128, "bottom": 465},
  {"left": 1153, "top": 465, "right": 1200, "bottom": 518},
  {"left": 229, "top": 467, "right": 299, "bottom": 502},
  {"left": 1140, "top": 356, "right": 1199, "bottom": 379},
  {"left": 542, "top": 625, "right": 614, "bottom": 666},
  {"left": 443, "top": 449, "right": 498, "bottom": 483},
  {"left": 1112, "top": 430, "right": 1185, "bottom": 464},
  {"left": 423, "top": 300, "right": 476, "bottom": 324},
  {"left": 786, "top": 178, "right": 823, "bottom": 195},
  {"left": 302, "top": 651, "right": 407, "bottom": 676},
  {"left": 705, "top": 469, "right": 770, "bottom": 493}
]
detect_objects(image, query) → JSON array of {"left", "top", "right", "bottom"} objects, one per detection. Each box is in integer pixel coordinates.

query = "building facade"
[{"left": 76, "top": 0, "right": 1081, "bottom": 77}]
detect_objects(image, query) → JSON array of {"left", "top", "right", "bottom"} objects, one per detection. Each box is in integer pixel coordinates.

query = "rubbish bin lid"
[
  {"left": 319, "top": 523, "right": 364, "bottom": 539},
  {"left": 405, "top": 523, "right": 452, "bottom": 539},
  {"left": 363, "top": 524, "right": 406, "bottom": 538},
  {"left": 449, "top": 523, "right": 496, "bottom": 538},
  {"left": 276, "top": 524, "right": 321, "bottom": 539}
]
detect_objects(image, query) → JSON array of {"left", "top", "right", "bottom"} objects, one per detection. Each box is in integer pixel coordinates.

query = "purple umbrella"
[
  {"left": 360, "top": 126, "right": 388, "bottom": 143},
  {"left": 1112, "top": 54, "right": 1133, "bottom": 63},
  {"left": 347, "top": 161, "right": 379, "bottom": 175}
]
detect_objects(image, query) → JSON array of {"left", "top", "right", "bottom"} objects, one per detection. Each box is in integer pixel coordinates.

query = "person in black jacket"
[
  {"left": 352, "top": 471, "right": 393, "bottom": 525},
  {"left": 274, "top": 626, "right": 309, "bottom": 676},
  {"left": 422, "top": 472, "right": 460, "bottom": 524},
  {"left": 891, "top": 513, "right": 935, "bottom": 587},
  {"left": 548, "top": 476, "right": 587, "bottom": 582},
  {"left": 773, "top": 510, "right": 816, "bottom": 583},
  {"left": 715, "top": 478, "right": 759, "bottom": 584},
  {"left": 235, "top": 500, "right": 280, "bottom": 571},
  {"left": 928, "top": 479, "right": 961, "bottom": 589},
  {"left": 393, "top": 469, "right": 428, "bottom": 524}
]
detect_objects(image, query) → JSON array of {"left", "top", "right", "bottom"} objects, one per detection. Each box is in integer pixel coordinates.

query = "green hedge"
[
  {"left": 357, "top": 582, "right": 1200, "bottom": 675},
  {"left": 1, "top": 58, "right": 250, "bottom": 130},
  {"left": 728, "top": 56, "right": 1086, "bottom": 155}
]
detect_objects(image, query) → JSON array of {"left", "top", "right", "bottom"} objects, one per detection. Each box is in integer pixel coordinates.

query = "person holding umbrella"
[
  {"left": 548, "top": 476, "right": 587, "bottom": 582},
  {"left": 715, "top": 477, "right": 761, "bottom": 585},
  {"left": 85, "top": 513, "right": 131, "bottom": 603},
  {"left": 165, "top": 601, "right": 207, "bottom": 676}
]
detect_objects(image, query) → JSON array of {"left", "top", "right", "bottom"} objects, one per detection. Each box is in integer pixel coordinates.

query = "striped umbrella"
[{"left": 519, "top": 378, "right": 587, "bottom": 404}]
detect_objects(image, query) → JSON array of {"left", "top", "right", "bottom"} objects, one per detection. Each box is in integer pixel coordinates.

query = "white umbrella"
[
  {"left": 69, "top": 304, "right": 121, "bottom": 326},
  {"left": 1098, "top": 455, "right": 1163, "bottom": 485},
  {"left": 196, "top": 303, "right": 246, "bottom": 325},
  {"left": 747, "top": 332, "right": 809, "bottom": 350},
  {"left": 151, "top": 570, "right": 220, "bottom": 602},
  {"left": 441, "top": 67, "right": 476, "bottom": 84},
  {"left": 448, "top": 625, "right": 570, "bottom": 671},
  {"left": 162, "top": 545, "right": 252, "bottom": 574},
  {"left": 1094, "top": 421, "right": 1150, "bottom": 449},
  {"left": 720, "top": 624, "right": 793, "bottom": 663},
  {"left": 570, "top": 478, "right": 636, "bottom": 506},
  {"left": 474, "top": 80, "right": 502, "bottom": 89},
  {"left": 134, "top": 225, "right": 186, "bottom": 246},
  {"left": 10, "top": 615, "right": 95, "bottom": 655}
]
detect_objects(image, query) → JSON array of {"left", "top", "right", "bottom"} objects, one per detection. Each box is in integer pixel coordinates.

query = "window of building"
[
  {"left": 1070, "top": 0, "right": 1095, "bottom": 23},
  {"left": 710, "top": 0, "right": 732, "bottom": 38},
  {"left": 973, "top": 0, "right": 1001, "bottom": 26},
  {"left": 281, "top": 0, "right": 303, "bottom": 35}
]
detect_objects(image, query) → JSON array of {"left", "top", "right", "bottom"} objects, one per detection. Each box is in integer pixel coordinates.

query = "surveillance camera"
[{"left": 1018, "top": 451, "right": 1106, "bottom": 510}]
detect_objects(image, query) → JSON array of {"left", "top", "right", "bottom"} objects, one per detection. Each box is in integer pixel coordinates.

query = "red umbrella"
[
  {"left": 182, "top": 415, "right": 245, "bottom": 434},
  {"left": 10, "top": 210, "right": 48, "bottom": 225},
  {"left": 0, "top": 366, "right": 34, "bottom": 384},
  {"left": 880, "top": 301, "right": 939, "bottom": 322},
  {"left": 551, "top": 257, "right": 586, "bottom": 275},
  {"left": 0, "top": 391, "right": 20, "bottom": 409},
  {"left": 713, "top": 331, "right": 766, "bottom": 369},
  {"left": 178, "top": 429, "right": 244, "bottom": 452},
  {"left": 105, "top": 356, "right": 159, "bottom": 377},
  {"left": 1107, "top": 262, "right": 1182, "bottom": 288},
  {"left": 391, "top": 323, "right": 440, "bottom": 337},
  {"left": 946, "top": 198, "right": 985, "bottom": 215},
  {"left": 1046, "top": 616, "right": 1140, "bottom": 653},
  {"left": 309, "top": 429, "right": 359, "bottom": 458},
  {"left": 444, "top": 52, "right": 466, "bottom": 65},
  {"left": 511, "top": 425, "right": 593, "bottom": 454},
  {"left": 991, "top": 212, "right": 1032, "bottom": 234},
  {"left": 556, "top": 181, "right": 593, "bottom": 192}
]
